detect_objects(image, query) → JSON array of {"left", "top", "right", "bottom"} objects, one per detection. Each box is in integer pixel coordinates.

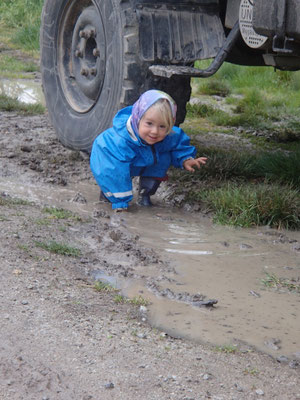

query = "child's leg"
[
  {"left": 138, "top": 152, "right": 171, "bottom": 206},
  {"left": 138, "top": 177, "right": 162, "bottom": 206}
]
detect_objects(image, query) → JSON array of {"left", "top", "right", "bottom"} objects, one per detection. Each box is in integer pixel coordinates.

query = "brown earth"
[{"left": 0, "top": 110, "right": 300, "bottom": 400}]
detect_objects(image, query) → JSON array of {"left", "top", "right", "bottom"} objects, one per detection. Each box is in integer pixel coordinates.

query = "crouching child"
[{"left": 90, "top": 90, "right": 207, "bottom": 211}]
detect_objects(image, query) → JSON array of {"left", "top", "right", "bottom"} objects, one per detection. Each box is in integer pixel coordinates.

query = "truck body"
[{"left": 40, "top": 0, "right": 300, "bottom": 151}]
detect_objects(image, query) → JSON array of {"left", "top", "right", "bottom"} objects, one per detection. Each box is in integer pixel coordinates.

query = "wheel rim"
[{"left": 57, "top": 1, "right": 106, "bottom": 113}]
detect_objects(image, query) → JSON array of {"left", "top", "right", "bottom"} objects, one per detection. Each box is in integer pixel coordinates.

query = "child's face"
[{"left": 138, "top": 107, "right": 169, "bottom": 145}]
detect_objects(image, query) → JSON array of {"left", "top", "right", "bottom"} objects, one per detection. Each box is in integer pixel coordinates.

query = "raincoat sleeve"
[
  {"left": 90, "top": 130, "right": 136, "bottom": 209},
  {"left": 169, "top": 127, "right": 197, "bottom": 168}
]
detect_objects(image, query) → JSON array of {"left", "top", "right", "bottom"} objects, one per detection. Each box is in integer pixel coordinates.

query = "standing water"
[
  {"left": 0, "top": 179, "right": 299, "bottom": 360},
  {"left": 0, "top": 79, "right": 45, "bottom": 105}
]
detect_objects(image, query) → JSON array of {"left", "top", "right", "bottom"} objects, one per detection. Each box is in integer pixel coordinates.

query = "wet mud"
[
  {"left": 0, "top": 106, "right": 299, "bottom": 361},
  {"left": 1, "top": 107, "right": 300, "bottom": 399},
  {"left": 1, "top": 168, "right": 299, "bottom": 360}
]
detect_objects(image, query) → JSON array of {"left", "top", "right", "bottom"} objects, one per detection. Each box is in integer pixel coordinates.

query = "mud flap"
[{"left": 137, "top": 3, "right": 225, "bottom": 63}]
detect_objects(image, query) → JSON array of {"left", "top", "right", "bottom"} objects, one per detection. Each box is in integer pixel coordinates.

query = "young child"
[{"left": 90, "top": 90, "right": 207, "bottom": 211}]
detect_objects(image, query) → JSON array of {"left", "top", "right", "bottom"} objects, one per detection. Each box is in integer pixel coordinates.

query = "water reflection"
[{"left": 0, "top": 78, "right": 45, "bottom": 105}]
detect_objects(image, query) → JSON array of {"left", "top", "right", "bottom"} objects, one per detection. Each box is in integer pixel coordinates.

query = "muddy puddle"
[
  {"left": 0, "top": 78, "right": 45, "bottom": 105},
  {"left": 1, "top": 178, "right": 299, "bottom": 360}
]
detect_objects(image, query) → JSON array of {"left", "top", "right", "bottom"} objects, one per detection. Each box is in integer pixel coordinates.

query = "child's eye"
[{"left": 160, "top": 125, "right": 166, "bottom": 129}]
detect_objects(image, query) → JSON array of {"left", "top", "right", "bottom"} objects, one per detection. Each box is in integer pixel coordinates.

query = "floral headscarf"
[{"left": 130, "top": 90, "right": 177, "bottom": 136}]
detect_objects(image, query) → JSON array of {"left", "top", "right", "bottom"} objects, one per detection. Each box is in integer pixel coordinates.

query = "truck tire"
[{"left": 40, "top": 0, "right": 191, "bottom": 152}]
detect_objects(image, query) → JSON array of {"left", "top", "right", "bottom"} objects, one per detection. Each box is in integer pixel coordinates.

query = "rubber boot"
[{"left": 138, "top": 177, "right": 161, "bottom": 206}]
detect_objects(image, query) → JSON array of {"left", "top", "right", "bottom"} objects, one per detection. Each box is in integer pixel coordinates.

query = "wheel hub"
[{"left": 58, "top": 3, "right": 106, "bottom": 113}]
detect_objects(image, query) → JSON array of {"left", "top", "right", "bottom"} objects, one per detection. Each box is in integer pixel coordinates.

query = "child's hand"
[{"left": 183, "top": 157, "right": 207, "bottom": 172}]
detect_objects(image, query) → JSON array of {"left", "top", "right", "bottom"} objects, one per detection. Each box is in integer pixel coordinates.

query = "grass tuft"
[
  {"left": 196, "top": 78, "right": 231, "bottom": 97},
  {"left": 113, "top": 294, "right": 149, "bottom": 306},
  {"left": 34, "top": 240, "right": 81, "bottom": 257},
  {"left": 0, "top": 0, "right": 44, "bottom": 51},
  {"left": 261, "top": 272, "right": 300, "bottom": 293},
  {"left": 42, "top": 207, "right": 81, "bottom": 221},
  {"left": 199, "top": 183, "right": 300, "bottom": 229},
  {"left": 0, "top": 54, "right": 39, "bottom": 78},
  {"left": 0, "top": 194, "right": 33, "bottom": 207},
  {"left": 94, "top": 281, "right": 116, "bottom": 292},
  {"left": 0, "top": 94, "right": 44, "bottom": 114},
  {"left": 215, "top": 344, "right": 238, "bottom": 354},
  {"left": 254, "top": 150, "right": 300, "bottom": 188}
]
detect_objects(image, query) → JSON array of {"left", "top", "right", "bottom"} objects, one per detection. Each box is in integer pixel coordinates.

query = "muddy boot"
[{"left": 138, "top": 177, "right": 161, "bottom": 206}]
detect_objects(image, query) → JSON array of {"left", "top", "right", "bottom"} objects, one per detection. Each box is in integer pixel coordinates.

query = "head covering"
[{"left": 130, "top": 90, "right": 177, "bottom": 135}]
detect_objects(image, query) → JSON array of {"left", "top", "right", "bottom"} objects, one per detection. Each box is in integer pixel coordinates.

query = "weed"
[
  {"left": 0, "top": 94, "right": 44, "bottom": 114},
  {"left": 114, "top": 295, "right": 126, "bottom": 304},
  {"left": 261, "top": 272, "right": 300, "bottom": 293},
  {"left": 196, "top": 78, "right": 231, "bottom": 97},
  {"left": 113, "top": 294, "right": 149, "bottom": 306},
  {"left": 42, "top": 207, "right": 81, "bottom": 221},
  {"left": 0, "top": 195, "right": 33, "bottom": 207},
  {"left": 244, "top": 367, "right": 259, "bottom": 376},
  {"left": 215, "top": 344, "right": 238, "bottom": 354},
  {"left": 34, "top": 240, "right": 81, "bottom": 257},
  {"left": 94, "top": 281, "right": 116, "bottom": 292},
  {"left": 128, "top": 295, "right": 149, "bottom": 306},
  {"left": 186, "top": 103, "right": 216, "bottom": 118},
  {"left": 35, "top": 218, "right": 51, "bottom": 226}
]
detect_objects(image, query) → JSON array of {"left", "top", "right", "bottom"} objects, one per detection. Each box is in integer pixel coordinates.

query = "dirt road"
[{"left": 0, "top": 111, "right": 300, "bottom": 399}]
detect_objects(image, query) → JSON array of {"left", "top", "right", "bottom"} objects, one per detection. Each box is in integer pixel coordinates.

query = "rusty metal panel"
[{"left": 137, "top": 5, "right": 225, "bottom": 62}]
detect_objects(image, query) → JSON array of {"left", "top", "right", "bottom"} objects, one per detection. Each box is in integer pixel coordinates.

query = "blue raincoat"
[{"left": 90, "top": 106, "right": 196, "bottom": 209}]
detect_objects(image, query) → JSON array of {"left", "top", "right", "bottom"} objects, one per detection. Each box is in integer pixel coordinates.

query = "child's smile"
[{"left": 138, "top": 108, "right": 169, "bottom": 145}]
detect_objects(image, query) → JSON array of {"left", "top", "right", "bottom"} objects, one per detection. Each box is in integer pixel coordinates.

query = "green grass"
[
  {"left": 34, "top": 240, "right": 81, "bottom": 257},
  {"left": 172, "top": 146, "right": 300, "bottom": 187},
  {"left": 0, "top": 93, "right": 44, "bottom": 114},
  {"left": 215, "top": 344, "right": 238, "bottom": 354},
  {"left": 192, "top": 61, "right": 300, "bottom": 135},
  {"left": 170, "top": 145, "right": 300, "bottom": 229},
  {"left": 94, "top": 281, "right": 116, "bottom": 292},
  {"left": 198, "top": 183, "right": 300, "bottom": 229},
  {"left": 0, "top": 54, "right": 39, "bottom": 78},
  {"left": 114, "top": 294, "right": 126, "bottom": 304},
  {"left": 261, "top": 272, "right": 300, "bottom": 293},
  {"left": 113, "top": 294, "right": 149, "bottom": 306},
  {"left": 0, "top": 195, "right": 33, "bottom": 207},
  {"left": 0, "top": 0, "right": 44, "bottom": 51},
  {"left": 254, "top": 150, "right": 300, "bottom": 188},
  {"left": 42, "top": 207, "right": 82, "bottom": 221}
]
